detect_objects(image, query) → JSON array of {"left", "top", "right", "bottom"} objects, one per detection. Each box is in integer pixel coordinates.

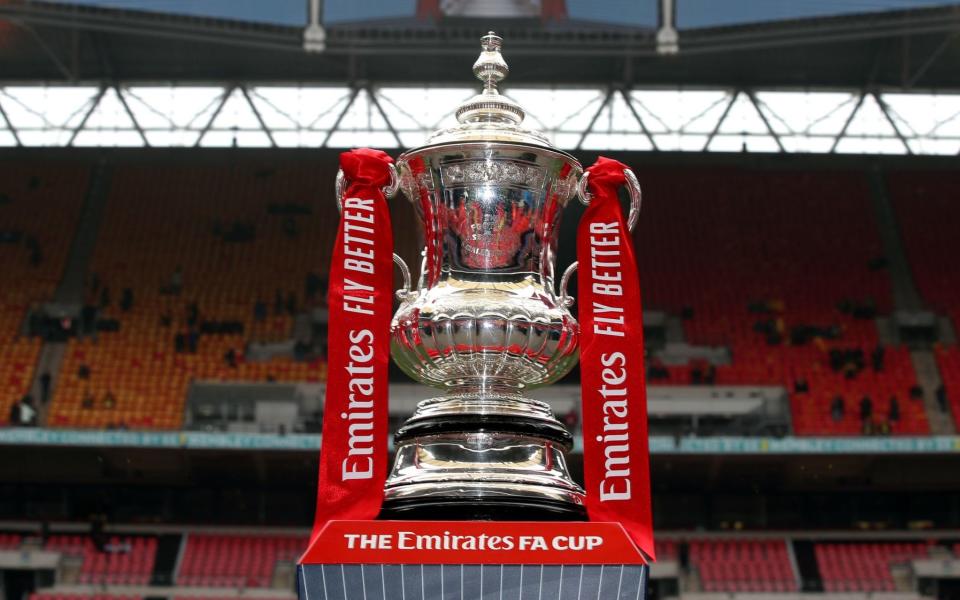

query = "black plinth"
[{"left": 298, "top": 563, "right": 647, "bottom": 600}]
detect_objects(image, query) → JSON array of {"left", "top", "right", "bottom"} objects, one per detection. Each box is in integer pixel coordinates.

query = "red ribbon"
[
  {"left": 577, "top": 157, "right": 655, "bottom": 560},
  {"left": 311, "top": 149, "right": 395, "bottom": 541}
]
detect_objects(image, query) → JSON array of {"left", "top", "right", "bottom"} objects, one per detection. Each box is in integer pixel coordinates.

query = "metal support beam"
[
  {"left": 0, "top": 96, "right": 22, "bottom": 146},
  {"left": 905, "top": 33, "right": 959, "bottom": 89},
  {"left": 67, "top": 86, "right": 106, "bottom": 147},
  {"left": 321, "top": 87, "right": 359, "bottom": 148},
  {"left": 874, "top": 92, "right": 913, "bottom": 155},
  {"left": 114, "top": 85, "right": 149, "bottom": 147},
  {"left": 829, "top": 92, "right": 866, "bottom": 153},
  {"left": 747, "top": 90, "right": 785, "bottom": 153},
  {"left": 9, "top": 19, "right": 75, "bottom": 80},
  {"left": 367, "top": 87, "right": 403, "bottom": 148},
  {"left": 702, "top": 91, "right": 738, "bottom": 151},
  {"left": 240, "top": 86, "right": 276, "bottom": 147},
  {"left": 193, "top": 86, "right": 233, "bottom": 148},
  {"left": 575, "top": 88, "right": 614, "bottom": 151},
  {"left": 90, "top": 31, "right": 115, "bottom": 80},
  {"left": 620, "top": 89, "right": 659, "bottom": 152}
]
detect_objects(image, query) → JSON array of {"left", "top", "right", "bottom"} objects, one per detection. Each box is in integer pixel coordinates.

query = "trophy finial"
[
  {"left": 473, "top": 31, "right": 509, "bottom": 92},
  {"left": 455, "top": 32, "right": 524, "bottom": 126},
  {"left": 428, "top": 31, "right": 553, "bottom": 144}
]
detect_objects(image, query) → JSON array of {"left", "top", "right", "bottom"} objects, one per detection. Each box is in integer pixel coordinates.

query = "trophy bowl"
[{"left": 391, "top": 143, "right": 581, "bottom": 393}]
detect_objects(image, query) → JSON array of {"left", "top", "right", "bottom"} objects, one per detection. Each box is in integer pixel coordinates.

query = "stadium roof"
[
  {"left": 2, "top": 84, "right": 958, "bottom": 154},
  {"left": 0, "top": 1, "right": 959, "bottom": 89}
]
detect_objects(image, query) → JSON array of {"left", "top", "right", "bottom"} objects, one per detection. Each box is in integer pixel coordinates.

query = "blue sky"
[{"left": 36, "top": 0, "right": 960, "bottom": 29}]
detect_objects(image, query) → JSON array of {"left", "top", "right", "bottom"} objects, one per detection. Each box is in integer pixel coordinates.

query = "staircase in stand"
[
  {"left": 912, "top": 350, "right": 955, "bottom": 434},
  {"left": 867, "top": 167, "right": 925, "bottom": 312},
  {"left": 26, "top": 162, "right": 113, "bottom": 426},
  {"left": 791, "top": 540, "right": 824, "bottom": 592}
]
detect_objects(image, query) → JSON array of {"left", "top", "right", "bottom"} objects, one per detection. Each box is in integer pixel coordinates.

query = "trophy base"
[{"left": 383, "top": 429, "right": 586, "bottom": 521}]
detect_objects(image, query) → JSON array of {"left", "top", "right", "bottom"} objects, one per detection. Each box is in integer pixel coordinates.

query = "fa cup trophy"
[
  {"left": 370, "top": 32, "right": 640, "bottom": 521},
  {"left": 302, "top": 33, "right": 652, "bottom": 597}
]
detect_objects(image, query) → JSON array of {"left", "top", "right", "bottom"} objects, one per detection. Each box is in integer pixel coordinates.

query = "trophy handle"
[
  {"left": 393, "top": 253, "right": 415, "bottom": 303},
  {"left": 576, "top": 168, "right": 642, "bottom": 232},
  {"left": 335, "top": 165, "right": 415, "bottom": 304},
  {"left": 558, "top": 261, "right": 578, "bottom": 308},
  {"left": 334, "top": 164, "right": 401, "bottom": 210},
  {"left": 561, "top": 168, "right": 642, "bottom": 307}
]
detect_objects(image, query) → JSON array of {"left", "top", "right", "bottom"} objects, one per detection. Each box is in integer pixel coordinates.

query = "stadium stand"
[
  {"left": 48, "top": 164, "right": 334, "bottom": 428},
  {"left": 47, "top": 165, "right": 332, "bottom": 429},
  {"left": 44, "top": 535, "right": 157, "bottom": 585},
  {"left": 15, "top": 529, "right": 960, "bottom": 599},
  {"left": 636, "top": 168, "right": 928, "bottom": 435},
  {"left": 45, "top": 163, "right": 419, "bottom": 429},
  {"left": 0, "top": 532, "right": 21, "bottom": 549},
  {"left": 815, "top": 541, "right": 931, "bottom": 592},
  {"left": 0, "top": 162, "right": 933, "bottom": 436},
  {"left": 176, "top": 533, "right": 306, "bottom": 587},
  {"left": 689, "top": 539, "right": 797, "bottom": 592},
  {"left": 0, "top": 164, "right": 88, "bottom": 424}
]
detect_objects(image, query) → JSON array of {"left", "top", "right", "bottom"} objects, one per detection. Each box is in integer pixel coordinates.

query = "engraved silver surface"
[{"left": 382, "top": 32, "right": 587, "bottom": 514}]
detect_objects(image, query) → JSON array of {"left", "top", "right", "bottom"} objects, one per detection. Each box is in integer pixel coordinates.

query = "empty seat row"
[
  {"left": 44, "top": 535, "right": 156, "bottom": 585},
  {"left": 176, "top": 533, "right": 306, "bottom": 588},
  {"left": 815, "top": 542, "right": 930, "bottom": 592},
  {"left": 689, "top": 539, "right": 797, "bottom": 592}
]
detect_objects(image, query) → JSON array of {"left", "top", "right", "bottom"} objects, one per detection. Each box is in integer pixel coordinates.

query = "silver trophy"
[{"left": 337, "top": 32, "right": 640, "bottom": 520}]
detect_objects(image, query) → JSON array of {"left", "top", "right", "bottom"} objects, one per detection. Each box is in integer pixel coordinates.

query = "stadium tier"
[
  {"left": 44, "top": 163, "right": 422, "bottom": 429},
  {"left": 636, "top": 169, "right": 928, "bottom": 435},
  {"left": 0, "top": 164, "right": 88, "bottom": 424},
  {"left": 13, "top": 529, "right": 960, "bottom": 600},
  {"left": 43, "top": 164, "right": 422, "bottom": 430},
  {"left": 0, "top": 163, "right": 955, "bottom": 434},
  {"left": 48, "top": 165, "right": 335, "bottom": 428}
]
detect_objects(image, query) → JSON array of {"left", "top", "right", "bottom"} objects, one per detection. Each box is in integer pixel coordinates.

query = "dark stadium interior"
[{"left": 2, "top": 1, "right": 960, "bottom": 599}]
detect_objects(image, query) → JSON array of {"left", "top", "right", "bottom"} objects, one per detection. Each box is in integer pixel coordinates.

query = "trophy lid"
[{"left": 424, "top": 32, "right": 553, "bottom": 147}]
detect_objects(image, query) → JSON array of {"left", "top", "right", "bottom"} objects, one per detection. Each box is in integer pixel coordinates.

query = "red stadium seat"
[{"left": 689, "top": 538, "right": 798, "bottom": 592}]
